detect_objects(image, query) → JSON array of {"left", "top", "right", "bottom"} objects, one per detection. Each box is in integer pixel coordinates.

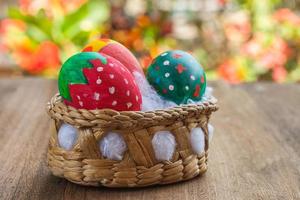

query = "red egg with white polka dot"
[{"left": 58, "top": 52, "right": 142, "bottom": 111}]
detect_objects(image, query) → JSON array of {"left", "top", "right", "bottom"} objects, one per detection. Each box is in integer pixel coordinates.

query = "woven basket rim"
[{"left": 47, "top": 93, "right": 218, "bottom": 129}]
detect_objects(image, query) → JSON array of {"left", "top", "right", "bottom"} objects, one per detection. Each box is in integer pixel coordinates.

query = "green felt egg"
[{"left": 147, "top": 50, "right": 206, "bottom": 104}]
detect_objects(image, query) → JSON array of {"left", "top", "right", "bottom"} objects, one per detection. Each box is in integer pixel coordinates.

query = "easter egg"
[
  {"left": 147, "top": 50, "right": 206, "bottom": 104},
  {"left": 58, "top": 52, "right": 142, "bottom": 111},
  {"left": 82, "top": 38, "right": 143, "bottom": 75}
]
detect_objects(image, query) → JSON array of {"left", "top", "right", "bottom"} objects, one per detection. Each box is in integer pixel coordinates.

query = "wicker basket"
[{"left": 46, "top": 94, "right": 218, "bottom": 187}]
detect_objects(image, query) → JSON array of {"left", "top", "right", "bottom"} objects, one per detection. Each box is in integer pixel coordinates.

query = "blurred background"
[{"left": 0, "top": 0, "right": 299, "bottom": 83}]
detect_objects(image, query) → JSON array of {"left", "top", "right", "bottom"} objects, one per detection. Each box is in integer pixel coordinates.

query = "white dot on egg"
[
  {"left": 76, "top": 95, "right": 80, "bottom": 100},
  {"left": 161, "top": 52, "right": 168, "bottom": 56},
  {"left": 163, "top": 60, "right": 170, "bottom": 66},
  {"left": 165, "top": 73, "right": 170, "bottom": 78},
  {"left": 185, "top": 86, "right": 189, "bottom": 90},
  {"left": 109, "top": 63, "right": 114, "bottom": 67},
  {"left": 126, "top": 90, "right": 130, "bottom": 96},
  {"left": 94, "top": 92, "right": 100, "bottom": 101},
  {"left": 109, "top": 74, "right": 114, "bottom": 79},
  {"left": 124, "top": 78, "right": 129, "bottom": 84},
  {"left": 109, "top": 87, "right": 115, "bottom": 94},
  {"left": 112, "top": 100, "right": 117, "bottom": 106},
  {"left": 190, "top": 75, "right": 195, "bottom": 80},
  {"left": 132, "top": 80, "right": 137, "bottom": 87},
  {"left": 136, "top": 95, "right": 139, "bottom": 102},
  {"left": 169, "top": 85, "right": 174, "bottom": 91},
  {"left": 127, "top": 102, "right": 132, "bottom": 108},
  {"left": 79, "top": 101, "right": 83, "bottom": 107},
  {"left": 97, "top": 67, "right": 103, "bottom": 72},
  {"left": 96, "top": 78, "right": 102, "bottom": 85}
]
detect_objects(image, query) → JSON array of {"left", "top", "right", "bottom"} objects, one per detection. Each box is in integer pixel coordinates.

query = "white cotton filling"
[
  {"left": 152, "top": 131, "right": 176, "bottom": 161},
  {"left": 99, "top": 132, "right": 127, "bottom": 161},
  {"left": 58, "top": 123, "right": 78, "bottom": 150},
  {"left": 133, "top": 72, "right": 215, "bottom": 111},
  {"left": 190, "top": 127, "right": 205, "bottom": 154},
  {"left": 133, "top": 72, "right": 177, "bottom": 111}
]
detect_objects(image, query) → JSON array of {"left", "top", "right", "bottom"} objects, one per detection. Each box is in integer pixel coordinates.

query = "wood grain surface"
[{"left": 0, "top": 78, "right": 299, "bottom": 200}]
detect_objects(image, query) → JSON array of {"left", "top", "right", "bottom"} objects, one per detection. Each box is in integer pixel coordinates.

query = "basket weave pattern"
[{"left": 47, "top": 94, "right": 218, "bottom": 187}]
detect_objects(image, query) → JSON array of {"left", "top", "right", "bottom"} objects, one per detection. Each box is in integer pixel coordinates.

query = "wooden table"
[{"left": 0, "top": 78, "right": 299, "bottom": 200}]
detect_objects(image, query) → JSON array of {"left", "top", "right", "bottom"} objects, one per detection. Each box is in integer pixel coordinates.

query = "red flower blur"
[
  {"left": 272, "top": 65, "right": 287, "bottom": 83},
  {"left": 217, "top": 60, "right": 244, "bottom": 84},
  {"left": 1, "top": 18, "right": 61, "bottom": 75},
  {"left": 242, "top": 34, "right": 292, "bottom": 72},
  {"left": 14, "top": 41, "right": 60, "bottom": 75},
  {"left": 224, "top": 12, "right": 251, "bottom": 44},
  {"left": 273, "top": 8, "right": 300, "bottom": 26},
  {"left": 0, "top": 19, "right": 26, "bottom": 50}
]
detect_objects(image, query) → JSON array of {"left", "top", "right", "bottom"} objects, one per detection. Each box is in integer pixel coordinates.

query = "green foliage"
[{"left": 7, "top": 0, "right": 109, "bottom": 58}]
